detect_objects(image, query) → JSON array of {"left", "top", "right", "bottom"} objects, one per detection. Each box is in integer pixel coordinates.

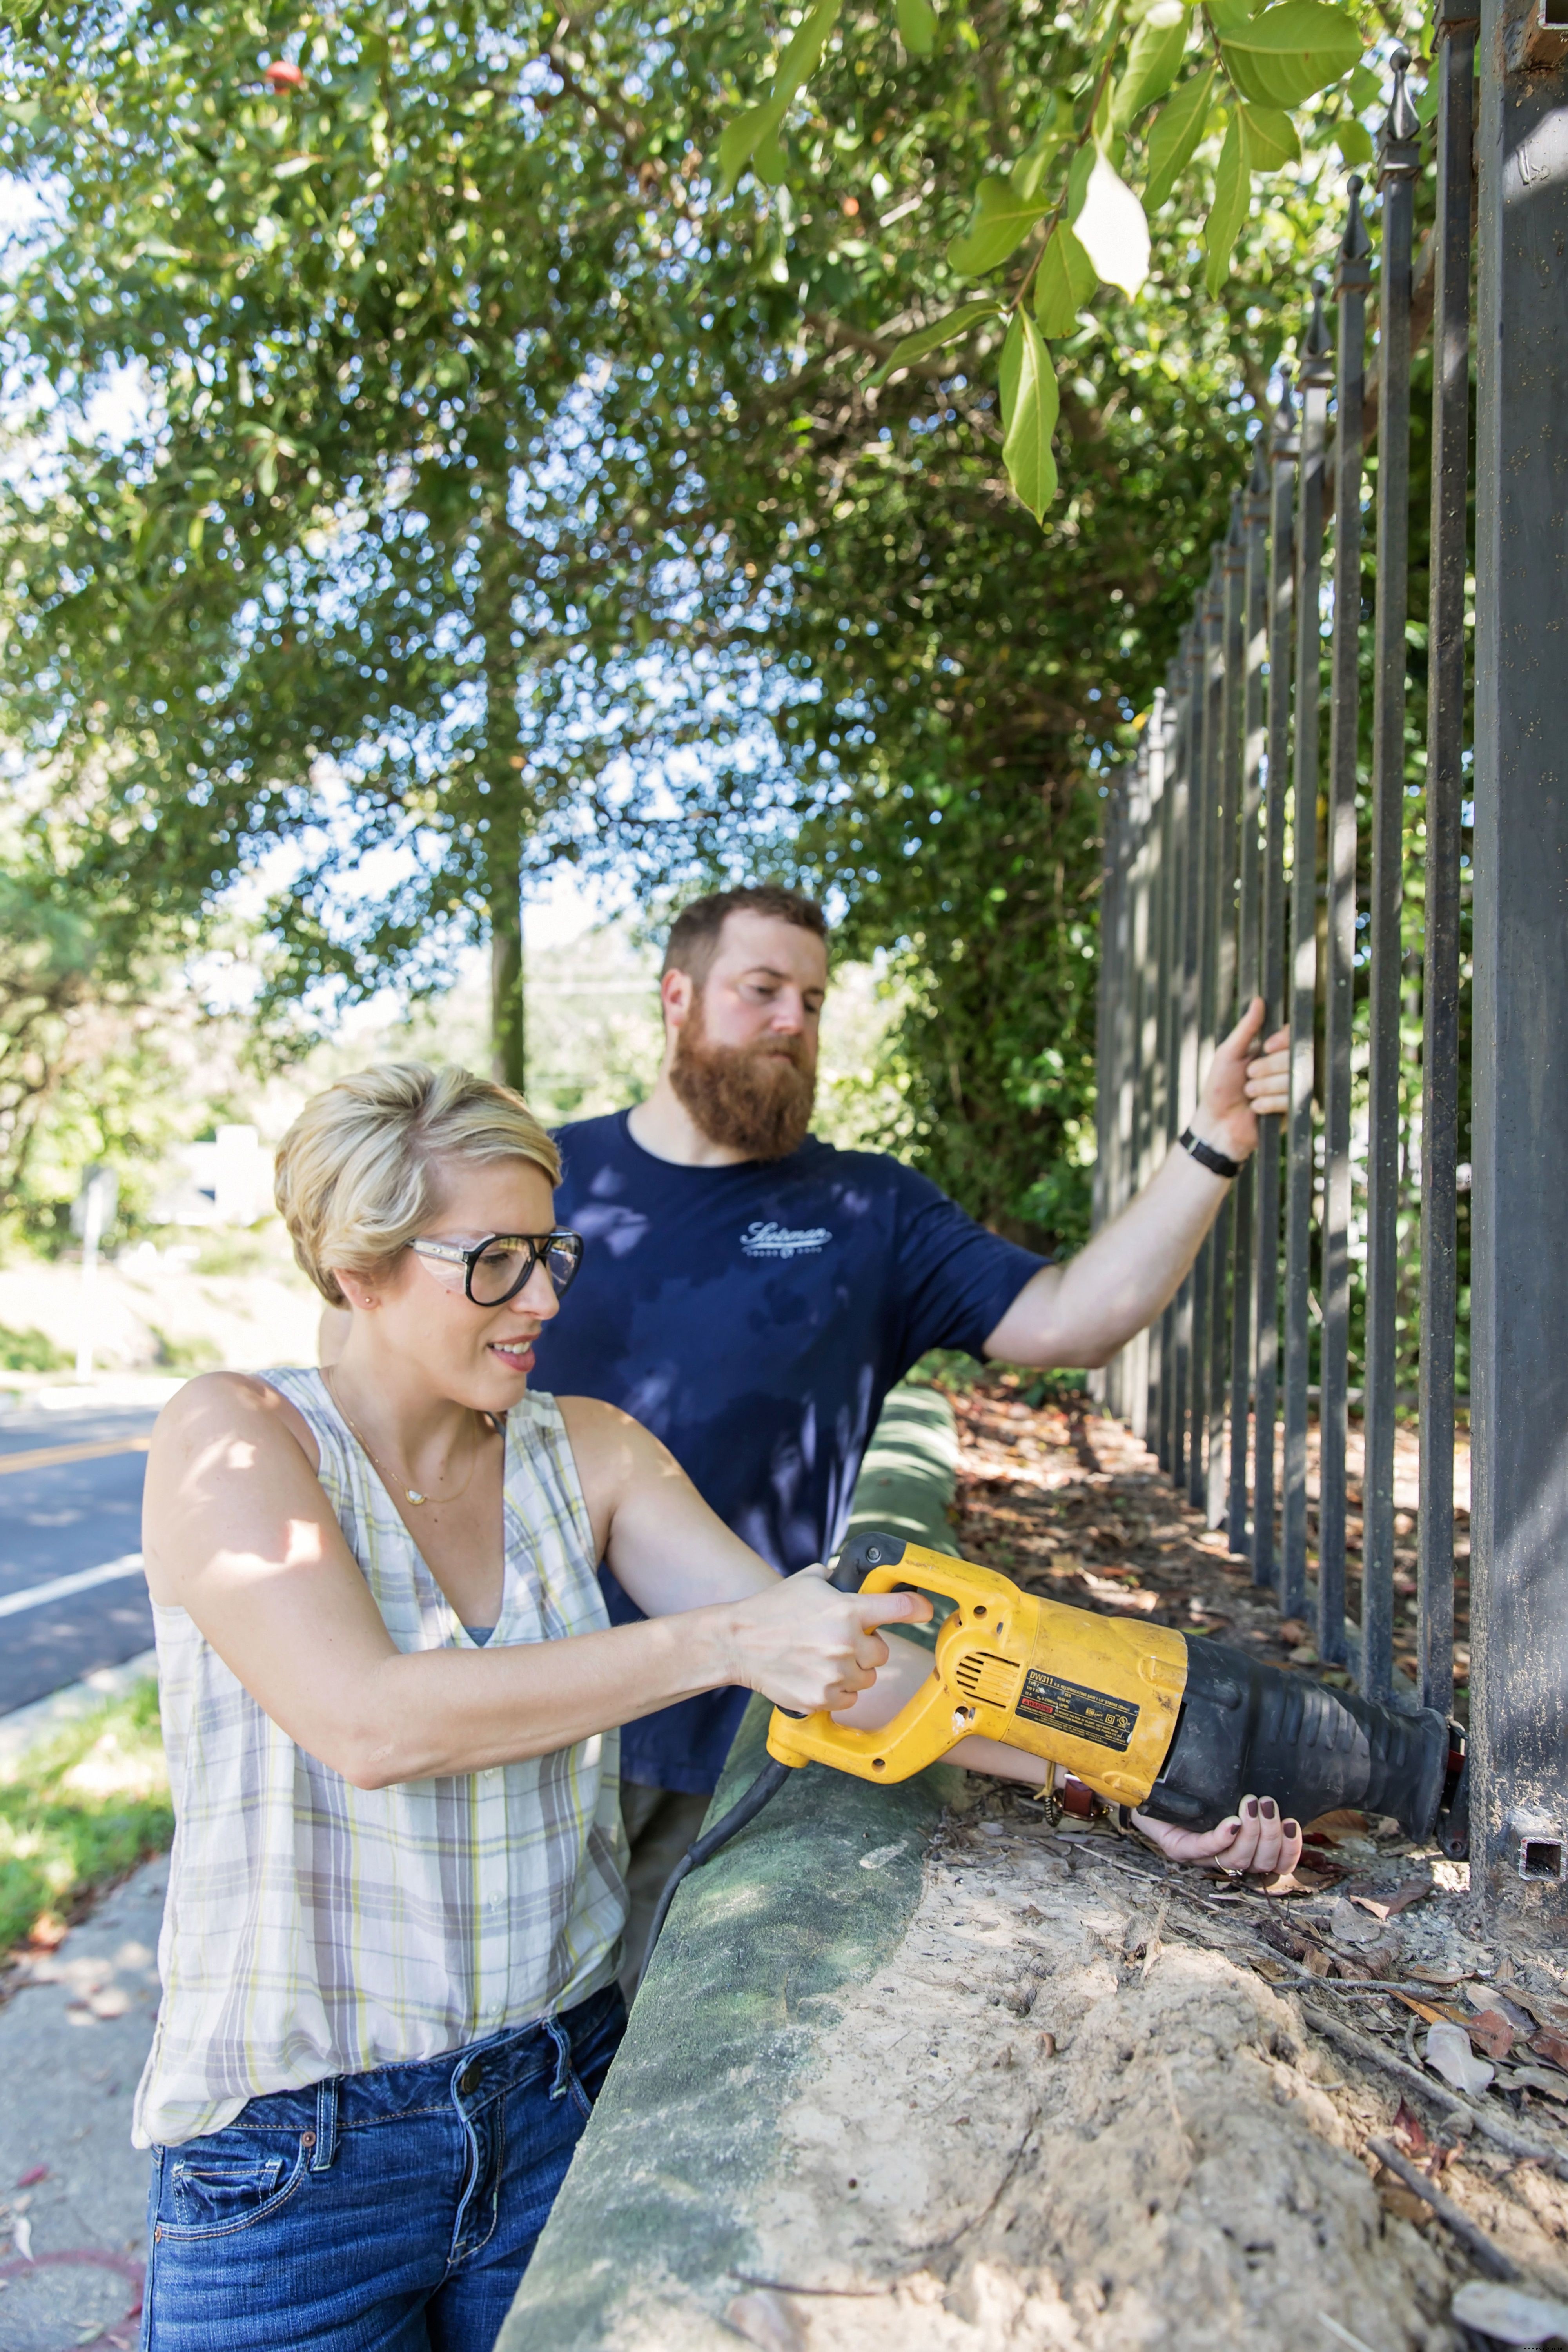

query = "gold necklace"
[{"left": 323, "top": 1369, "right": 486, "bottom": 1508}]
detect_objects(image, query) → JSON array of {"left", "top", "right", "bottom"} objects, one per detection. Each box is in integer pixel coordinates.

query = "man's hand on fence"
[{"left": 1190, "top": 996, "right": 1290, "bottom": 1164}]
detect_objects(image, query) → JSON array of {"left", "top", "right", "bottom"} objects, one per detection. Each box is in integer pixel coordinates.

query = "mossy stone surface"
[{"left": 498, "top": 1385, "right": 964, "bottom": 2351}]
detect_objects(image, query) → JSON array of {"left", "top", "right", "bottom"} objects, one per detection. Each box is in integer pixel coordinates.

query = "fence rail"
[{"left": 1092, "top": 42, "right": 1475, "bottom": 1725}]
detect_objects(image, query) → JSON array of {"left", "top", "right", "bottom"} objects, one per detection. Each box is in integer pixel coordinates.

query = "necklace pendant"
[{"left": 405, "top": 1488, "right": 427, "bottom": 1505}]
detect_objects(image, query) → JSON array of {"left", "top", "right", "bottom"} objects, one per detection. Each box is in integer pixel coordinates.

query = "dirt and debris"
[
  {"left": 945, "top": 1369, "right": 1470, "bottom": 1714},
  {"left": 719, "top": 1377, "right": 1556, "bottom": 2352},
  {"left": 726, "top": 1789, "right": 1568, "bottom": 2352}
]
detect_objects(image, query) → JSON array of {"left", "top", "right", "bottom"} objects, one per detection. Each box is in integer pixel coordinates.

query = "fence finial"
[
  {"left": 1248, "top": 441, "right": 1269, "bottom": 499},
  {"left": 1379, "top": 48, "right": 1422, "bottom": 180},
  {"left": 1300, "top": 281, "right": 1335, "bottom": 384},
  {"left": 1271, "top": 371, "right": 1300, "bottom": 458},
  {"left": 1339, "top": 174, "right": 1373, "bottom": 268}
]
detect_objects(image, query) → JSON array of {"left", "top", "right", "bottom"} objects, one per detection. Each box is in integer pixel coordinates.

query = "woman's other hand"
[
  {"left": 1130, "top": 1794, "right": 1303, "bottom": 1879},
  {"left": 727, "top": 1564, "right": 933, "bottom": 1718}
]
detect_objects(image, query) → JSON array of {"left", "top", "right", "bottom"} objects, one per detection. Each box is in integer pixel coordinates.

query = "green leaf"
[
  {"left": 1142, "top": 65, "right": 1216, "bottom": 208},
  {"left": 772, "top": 0, "right": 844, "bottom": 102},
  {"left": 1011, "top": 126, "right": 1063, "bottom": 201},
  {"left": 718, "top": 97, "right": 785, "bottom": 192},
  {"left": 897, "top": 0, "right": 937, "bottom": 55},
  {"left": 717, "top": 0, "right": 842, "bottom": 191},
  {"left": 755, "top": 123, "right": 788, "bottom": 183},
  {"left": 1336, "top": 118, "right": 1374, "bottom": 166},
  {"left": 873, "top": 298, "right": 1003, "bottom": 381},
  {"left": 1238, "top": 101, "right": 1300, "bottom": 167},
  {"left": 1065, "top": 141, "right": 1096, "bottom": 223},
  {"left": 1204, "top": 109, "right": 1251, "bottom": 296},
  {"left": 1112, "top": 13, "right": 1189, "bottom": 129},
  {"left": 1219, "top": 0, "right": 1362, "bottom": 108},
  {"left": 1033, "top": 222, "right": 1097, "bottom": 336},
  {"left": 1000, "top": 310, "right": 1060, "bottom": 523},
  {"left": 946, "top": 177, "right": 1048, "bottom": 276}
]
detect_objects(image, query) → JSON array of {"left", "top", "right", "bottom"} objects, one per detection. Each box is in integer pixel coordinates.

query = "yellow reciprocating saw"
[
  {"left": 644, "top": 1529, "right": 1463, "bottom": 1960},
  {"left": 766, "top": 1534, "right": 1187, "bottom": 1808}
]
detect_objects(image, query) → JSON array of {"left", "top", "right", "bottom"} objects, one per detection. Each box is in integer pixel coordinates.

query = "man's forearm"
[{"left": 984, "top": 999, "right": 1290, "bottom": 1373}]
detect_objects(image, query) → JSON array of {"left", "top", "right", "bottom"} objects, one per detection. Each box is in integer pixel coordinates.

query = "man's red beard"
[{"left": 669, "top": 991, "right": 817, "bottom": 1161}]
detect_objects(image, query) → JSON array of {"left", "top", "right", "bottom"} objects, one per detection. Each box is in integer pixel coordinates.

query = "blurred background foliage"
[{"left": 0, "top": 0, "right": 1425, "bottom": 1267}]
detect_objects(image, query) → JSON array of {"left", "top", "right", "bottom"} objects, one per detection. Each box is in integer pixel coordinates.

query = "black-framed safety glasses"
[{"left": 408, "top": 1230, "right": 585, "bottom": 1307}]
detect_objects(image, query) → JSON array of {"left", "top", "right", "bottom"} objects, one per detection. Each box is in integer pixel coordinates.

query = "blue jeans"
[{"left": 141, "top": 1983, "right": 624, "bottom": 2351}]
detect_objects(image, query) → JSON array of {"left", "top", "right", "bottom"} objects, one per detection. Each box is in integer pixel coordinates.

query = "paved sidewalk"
[{"left": 0, "top": 1856, "right": 165, "bottom": 2352}]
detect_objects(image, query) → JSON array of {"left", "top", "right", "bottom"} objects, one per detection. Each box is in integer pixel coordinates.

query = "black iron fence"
[{"left": 1091, "top": 38, "right": 1476, "bottom": 1725}]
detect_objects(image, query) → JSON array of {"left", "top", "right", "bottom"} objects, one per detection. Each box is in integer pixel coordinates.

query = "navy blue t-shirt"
[{"left": 532, "top": 1112, "right": 1045, "bottom": 1794}]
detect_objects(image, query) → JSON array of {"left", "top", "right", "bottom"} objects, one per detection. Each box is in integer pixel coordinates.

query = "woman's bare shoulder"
[
  {"left": 152, "top": 1369, "right": 321, "bottom": 1473},
  {"left": 551, "top": 1393, "right": 664, "bottom": 1461}
]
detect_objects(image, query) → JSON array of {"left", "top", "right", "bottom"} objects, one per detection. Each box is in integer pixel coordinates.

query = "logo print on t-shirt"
[{"left": 740, "top": 1219, "right": 833, "bottom": 1260}]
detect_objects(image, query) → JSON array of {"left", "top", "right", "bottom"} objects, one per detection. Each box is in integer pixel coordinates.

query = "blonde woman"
[{"left": 132, "top": 1063, "right": 930, "bottom": 2352}]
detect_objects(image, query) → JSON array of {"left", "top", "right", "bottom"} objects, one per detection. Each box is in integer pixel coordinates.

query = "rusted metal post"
[
  {"left": 1284, "top": 289, "right": 1332, "bottom": 1624},
  {"left": 1361, "top": 61, "right": 1422, "bottom": 1704},
  {"left": 1320, "top": 184, "right": 1370, "bottom": 1668},
  {"left": 1469, "top": 0, "right": 1568, "bottom": 1931}
]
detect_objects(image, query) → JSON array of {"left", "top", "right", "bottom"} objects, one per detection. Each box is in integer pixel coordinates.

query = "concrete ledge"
[{"left": 498, "top": 1382, "right": 965, "bottom": 2350}]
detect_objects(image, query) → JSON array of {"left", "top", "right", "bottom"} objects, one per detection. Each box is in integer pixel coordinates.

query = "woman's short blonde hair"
[{"left": 274, "top": 1062, "right": 561, "bottom": 1306}]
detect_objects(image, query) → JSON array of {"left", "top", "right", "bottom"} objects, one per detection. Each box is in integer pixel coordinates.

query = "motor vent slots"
[{"left": 954, "top": 1651, "right": 1023, "bottom": 1709}]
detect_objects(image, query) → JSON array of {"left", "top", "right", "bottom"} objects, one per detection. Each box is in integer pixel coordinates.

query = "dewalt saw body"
[{"left": 643, "top": 1530, "right": 1466, "bottom": 1962}]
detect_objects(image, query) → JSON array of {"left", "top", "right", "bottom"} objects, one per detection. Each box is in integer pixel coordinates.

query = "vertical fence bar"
[
  {"left": 1255, "top": 385, "right": 1298, "bottom": 1593},
  {"left": 1156, "top": 673, "right": 1182, "bottom": 1472},
  {"left": 1189, "top": 556, "right": 1225, "bottom": 1510},
  {"left": 1418, "top": 0, "right": 1475, "bottom": 1725},
  {"left": 1361, "top": 62, "right": 1421, "bottom": 1703},
  {"left": 1174, "top": 620, "right": 1205, "bottom": 1489},
  {"left": 1162, "top": 652, "right": 1191, "bottom": 1477},
  {"left": 1148, "top": 686, "right": 1175, "bottom": 1458},
  {"left": 1230, "top": 456, "right": 1269, "bottom": 1553},
  {"left": 1470, "top": 0, "right": 1568, "bottom": 1932},
  {"left": 1125, "top": 742, "right": 1151, "bottom": 1436},
  {"left": 1208, "top": 499, "right": 1245, "bottom": 1529},
  {"left": 1284, "top": 288, "right": 1332, "bottom": 1624},
  {"left": 1105, "top": 774, "right": 1127, "bottom": 1421},
  {"left": 1178, "top": 604, "right": 1208, "bottom": 1496},
  {"left": 1320, "top": 184, "right": 1370, "bottom": 1668}
]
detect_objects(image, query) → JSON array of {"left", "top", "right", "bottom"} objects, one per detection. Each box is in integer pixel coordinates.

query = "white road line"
[{"left": 0, "top": 1553, "right": 147, "bottom": 1620}]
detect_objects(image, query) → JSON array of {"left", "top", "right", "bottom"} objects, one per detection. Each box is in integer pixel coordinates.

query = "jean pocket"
[{"left": 166, "top": 2143, "right": 302, "bottom": 2237}]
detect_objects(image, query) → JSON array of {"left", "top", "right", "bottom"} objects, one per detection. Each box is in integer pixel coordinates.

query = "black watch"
[{"left": 1180, "top": 1126, "right": 1242, "bottom": 1181}]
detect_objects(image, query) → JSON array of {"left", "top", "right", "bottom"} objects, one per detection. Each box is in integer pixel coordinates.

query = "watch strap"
[{"left": 1180, "top": 1125, "right": 1242, "bottom": 1181}]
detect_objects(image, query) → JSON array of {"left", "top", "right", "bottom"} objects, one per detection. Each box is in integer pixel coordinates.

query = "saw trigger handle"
[{"left": 830, "top": 1531, "right": 909, "bottom": 1591}]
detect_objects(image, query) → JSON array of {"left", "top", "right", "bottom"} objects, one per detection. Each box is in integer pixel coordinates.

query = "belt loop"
[
  {"left": 311, "top": 2077, "right": 340, "bottom": 2172},
  {"left": 543, "top": 2016, "right": 573, "bottom": 2102}
]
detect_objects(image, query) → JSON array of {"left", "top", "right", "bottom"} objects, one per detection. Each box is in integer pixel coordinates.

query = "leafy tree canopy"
[{"left": 0, "top": 0, "right": 1413, "bottom": 1232}]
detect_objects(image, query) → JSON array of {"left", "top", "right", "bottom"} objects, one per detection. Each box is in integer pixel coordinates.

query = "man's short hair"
[{"left": 661, "top": 885, "right": 828, "bottom": 988}]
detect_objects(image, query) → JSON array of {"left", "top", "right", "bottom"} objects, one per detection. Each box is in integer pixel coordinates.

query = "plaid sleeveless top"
[{"left": 133, "top": 1372, "right": 626, "bottom": 2149}]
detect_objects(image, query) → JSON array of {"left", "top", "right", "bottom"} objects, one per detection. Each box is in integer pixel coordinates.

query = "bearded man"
[{"left": 532, "top": 884, "right": 1291, "bottom": 1977}]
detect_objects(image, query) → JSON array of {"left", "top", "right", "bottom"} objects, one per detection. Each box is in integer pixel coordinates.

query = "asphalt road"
[{"left": 0, "top": 1402, "right": 160, "bottom": 1716}]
